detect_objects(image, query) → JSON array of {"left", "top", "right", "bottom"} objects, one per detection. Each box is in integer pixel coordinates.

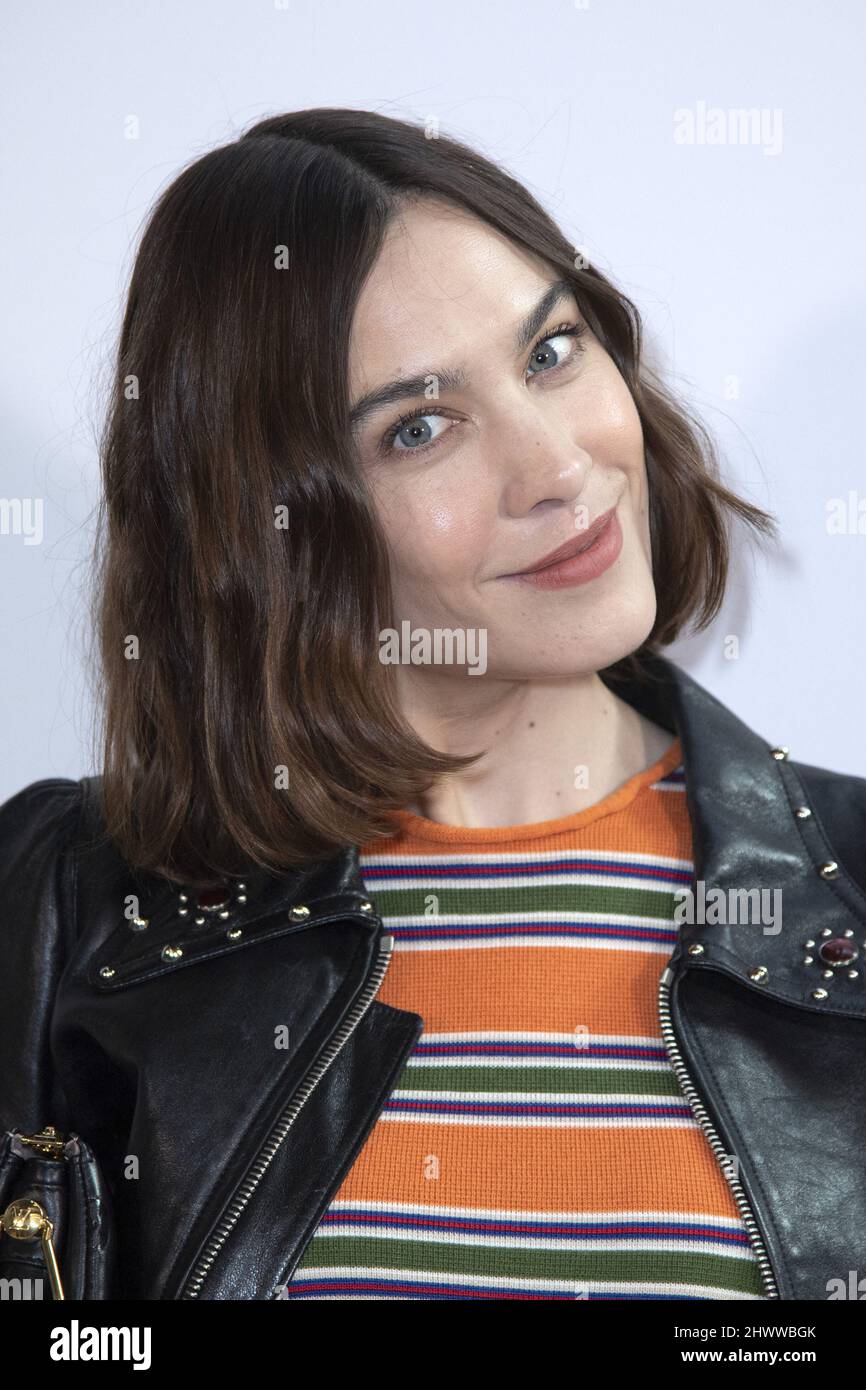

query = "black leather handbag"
[{"left": 0, "top": 1125, "right": 118, "bottom": 1300}]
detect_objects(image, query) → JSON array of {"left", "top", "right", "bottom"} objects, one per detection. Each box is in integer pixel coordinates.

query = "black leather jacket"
[{"left": 2, "top": 651, "right": 866, "bottom": 1301}]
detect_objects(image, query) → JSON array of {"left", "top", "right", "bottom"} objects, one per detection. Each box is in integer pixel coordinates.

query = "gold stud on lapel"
[
  {"left": 289, "top": 904, "right": 311, "bottom": 921},
  {"left": 99, "top": 965, "right": 115, "bottom": 979},
  {"left": 819, "top": 862, "right": 839, "bottom": 880},
  {"left": 161, "top": 945, "right": 183, "bottom": 961},
  {"left": 794, "top": 806, "right": 811, "bottom": 819},
  {"left": 748, "top": 966, "right": 769, "bottom": 984},
  {"left": 687, "top": 943, "right": 705, "bottom": 956},
  {"left": 769, "top": 746, "right": 789, "bottom": 760},
  {"left": 811, "top": 988, "right": 829, "bottom": 1000}
]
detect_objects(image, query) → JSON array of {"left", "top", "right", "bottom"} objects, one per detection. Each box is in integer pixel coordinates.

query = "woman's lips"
[{"left": 503, "top": 508, "right": 623, "bottom": 590}]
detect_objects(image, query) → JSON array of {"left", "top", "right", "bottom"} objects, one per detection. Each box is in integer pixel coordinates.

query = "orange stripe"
[
  {"left": 378, "top": 946, "right": 670, "bottom": 1035},
  {"left": 335, "top": 1121, "right": 740, "bottom": 1216}
]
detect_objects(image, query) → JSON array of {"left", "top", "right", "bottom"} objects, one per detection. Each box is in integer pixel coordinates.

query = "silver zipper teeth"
[
  {"left": 179, "top": 930, "right": 396, "bottom": 1300},
  {"left": 658, "top": 966, "right": 780, "bottom": 1300}
]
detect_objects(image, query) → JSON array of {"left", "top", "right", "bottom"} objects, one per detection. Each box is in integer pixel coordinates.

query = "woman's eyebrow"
[{"left": 348, "top": 277, "right": 578, "bottom": 430}]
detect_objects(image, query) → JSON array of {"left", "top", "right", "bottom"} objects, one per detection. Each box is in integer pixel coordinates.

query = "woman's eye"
[
  {"left": 526, "top": 328, "right": 583, "bottom": 376},
  {"left": 382, "top": 412, "right": 452, "bottom": 455}
]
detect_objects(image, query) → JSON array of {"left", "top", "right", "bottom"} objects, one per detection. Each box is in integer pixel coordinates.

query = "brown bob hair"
[{"left": 89, "top": 107, "right": 777, "bottom": 887}]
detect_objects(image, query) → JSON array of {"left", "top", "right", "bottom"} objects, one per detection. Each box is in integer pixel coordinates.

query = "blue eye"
[
  {"left": 378, "top": 319, "right": 587, "bottom": 458},
  {"left": 526, "top": 323, "right": 585, "bottom": 375},
  {"left": 384, "top": 413, "right": 451, "bottom": 455}
]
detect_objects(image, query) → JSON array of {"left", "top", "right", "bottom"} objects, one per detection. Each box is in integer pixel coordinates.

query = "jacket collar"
[
  {"left": 85, "top": 650, "right": 866, "bottom": 1016},
  {"left": 600, "top": 650, "right": 866, "bottom": 1017}
]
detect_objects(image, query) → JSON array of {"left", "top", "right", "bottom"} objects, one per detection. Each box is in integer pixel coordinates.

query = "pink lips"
[{"left": 503, "top": 507, "right": 623, "bottom": 590}]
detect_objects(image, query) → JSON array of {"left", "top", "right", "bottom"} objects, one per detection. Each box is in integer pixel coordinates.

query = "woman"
[{"left": 2, "top": 108, "right": 865, "bottom": 1303}]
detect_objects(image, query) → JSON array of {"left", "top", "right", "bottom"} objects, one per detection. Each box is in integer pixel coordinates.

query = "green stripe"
[
  {"left": 393, "top": 1063, "right": 683, "bottom": 1096},
  {"left": 295, "top": 1236, "right": 764, "bottom": 1295},
  {"left": 371, "top": 883, "right": 681, "bottom": 920}
]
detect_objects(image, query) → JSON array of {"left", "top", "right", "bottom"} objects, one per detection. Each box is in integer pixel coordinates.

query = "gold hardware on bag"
[
  {"left": 15, "top": 1124, "right": 66, "bottom": 1159},
  {"left": 0, "top": 1124, "right": 68, "bottom": 1298},
  {"left": 1, "top": 1198, "right": 66, "bottom": 1298}
]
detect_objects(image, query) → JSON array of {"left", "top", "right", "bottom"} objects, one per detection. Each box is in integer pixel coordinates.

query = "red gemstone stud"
[
  {"left": 177, "top": 880, "right": 248, "bottom": 925},
  {"left": 195, "top": 886, "right": 232, "bottom": 913},
  {"left": 817, "top": 937, "right": 859, "bottom": 968}
]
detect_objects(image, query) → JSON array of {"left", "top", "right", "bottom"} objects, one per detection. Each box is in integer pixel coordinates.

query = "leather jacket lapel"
[{"left": 603, "top": 652, "right": 866, "bottom": 1298}]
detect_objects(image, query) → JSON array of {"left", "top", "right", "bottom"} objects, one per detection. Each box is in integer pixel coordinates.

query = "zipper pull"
[{"left": 1, "top": 1197, "right": 66, "bottom": 1299}]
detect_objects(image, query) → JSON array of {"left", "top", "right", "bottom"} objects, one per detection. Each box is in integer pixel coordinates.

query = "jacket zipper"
[
  {"left": 179, "top": 929, "right": 396, "bottom": 1300},
  {"left": 658, "top": 964, "right": 780, "bottom": 1300}
]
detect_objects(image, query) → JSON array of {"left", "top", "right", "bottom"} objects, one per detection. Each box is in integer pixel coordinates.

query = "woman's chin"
[{"left": 478, "top": 586, "right": 658, "bottom": 678}]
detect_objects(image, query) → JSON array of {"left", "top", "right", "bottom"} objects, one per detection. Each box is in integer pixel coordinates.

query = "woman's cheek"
[{"left": 393, "top": 484, "right": 487, "bottom": 575}]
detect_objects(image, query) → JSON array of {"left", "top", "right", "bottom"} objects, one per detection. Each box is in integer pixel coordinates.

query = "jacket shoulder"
[
  {"left": 0, "top": 776, "right": 88, "bottom": 870},
  {"left": 0, "top": 777, "right": 89, "bottom": 1132},
  {"left": 789, "top": 757, "right": 866, "bottom": 901},
  {"left": 0, "top": 775, "right": 89, "bottom": 955},
  {"left": 792, "top": 757, "right": 866, "bottom": 792}
]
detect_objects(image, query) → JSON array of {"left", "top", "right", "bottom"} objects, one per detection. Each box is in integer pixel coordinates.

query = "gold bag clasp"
[{"left": 1, "top": 1124, "right": 68, "bottom": 1298}]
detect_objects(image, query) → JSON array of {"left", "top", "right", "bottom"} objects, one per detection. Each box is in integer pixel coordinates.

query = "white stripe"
[
  {"left": 323, "top": 1199, "right": 749, "bottom": 1228},
  {"left": 406, "top": 1056, "right": 674, "bottom": 1072},
  {"left": 360, "top": 846, "right": 692, "bottom": 870},
  {"left": 379, "top": 1110, "right": 698, "bottom": 1129},
  {"left": 287, "top": 1268, "right": 759, "bottom": 1298},
  {"left": 379, "top": 909, "right": 683, "bottom": 927},
  {"left": 391, "top": 933, "right": 676, "bottom": 954},
  {"left": 413, "top": 1030, "right": 667, "bottom": 1046},
  {"left": 370, "top": 873, "right": 691, "bottom": 892}
]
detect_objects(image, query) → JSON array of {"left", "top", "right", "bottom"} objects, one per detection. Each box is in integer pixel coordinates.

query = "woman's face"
[{"left": 347, "top": 198, "right": 656, "bottom": 681}]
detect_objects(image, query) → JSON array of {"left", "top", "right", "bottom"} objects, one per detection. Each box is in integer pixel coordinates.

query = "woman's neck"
[{"left": 396, "top": 668, "right": 676, "bottom": 829}]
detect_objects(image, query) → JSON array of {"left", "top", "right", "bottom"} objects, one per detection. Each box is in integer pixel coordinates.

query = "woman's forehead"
[{"left": 348, "top": 208, "right": 559, "bottom": 391}]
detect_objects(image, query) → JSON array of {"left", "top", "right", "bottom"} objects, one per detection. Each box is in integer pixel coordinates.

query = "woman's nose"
[{"left": 496, "top": 416, "right": 595, "bottom": 519}]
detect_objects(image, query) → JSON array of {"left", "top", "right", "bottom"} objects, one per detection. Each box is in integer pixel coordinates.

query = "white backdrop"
[{"left": 2, "top": 0, "right": 864, "bottom": 798}]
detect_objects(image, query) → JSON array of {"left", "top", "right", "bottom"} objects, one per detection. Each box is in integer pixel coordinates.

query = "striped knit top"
[{"left": 283, "top": 736, "right": 765, "bottom": 1300}]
